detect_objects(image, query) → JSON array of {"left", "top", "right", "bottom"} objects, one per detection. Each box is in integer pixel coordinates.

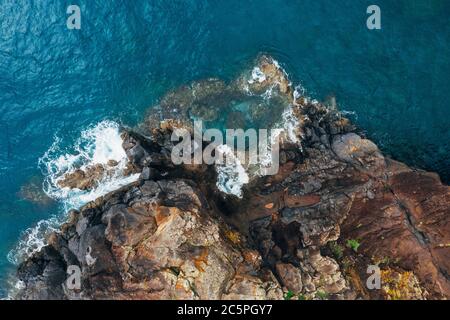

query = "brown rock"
[
  {"left": 275, "top": 263, "right": 303, "bottom": 293},
  {"left": 341, "top": 162, "right": 450, "bottom": 299},
  {"left": 58, "top": 164, "right": 106, "bottom": 190},
  {"left": 14, "top": 55, "right": 450, "bottom": 302}
]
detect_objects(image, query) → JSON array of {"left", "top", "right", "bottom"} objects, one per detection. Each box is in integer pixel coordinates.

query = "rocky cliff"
[{"left": 15, "top": 56, "right": 450, "bottom": 300}]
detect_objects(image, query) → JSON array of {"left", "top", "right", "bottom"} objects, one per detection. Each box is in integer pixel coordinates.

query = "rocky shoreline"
[{"left": 14, "top": 56, "right": 450, "bottom": 300}]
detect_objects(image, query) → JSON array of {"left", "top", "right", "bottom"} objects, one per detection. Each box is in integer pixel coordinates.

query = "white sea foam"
[
  {"left": 341, "top": 109, "right": 358, "bottom": 120},
  {"left": 255, "top": 105, "right": 301, "bottom": 176},
  {"left": 261, "top": 85, "right": 275, "bottom": 100},
  {"left": 281, "top": 106, "right": 301, "bottom": 144},
  {"left": 215, "top": 144, "right": 249, "bottom": 198},
  {"left": 7, "top": 218, "right": 59, "bottom": 265},
  {"left": 247, "top": 59, "right": 285, "bottom": 100},
  {"left": 256, "top": 128, "right": 283, "bottom": 176},
  {"left": 248, "top": 67, "right": 266, "bottom": 84},
  {"left": 8, "top": 120, "right": 139, "bottom": 266},
  {"left": 39, "top": 120, "right": 139, "bottom": 210},
  {"left": 245, "top": 60, "right": 303, "bottom": 176},
  {"left": 293, "top": 84, "right": 305, "bottom": 101},
  {"left": 4, "top": 278, "right": 25, "bottom": 300}
]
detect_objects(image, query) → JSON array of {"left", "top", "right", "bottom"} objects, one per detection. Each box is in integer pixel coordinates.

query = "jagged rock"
[
  {"left": 275, "top": 263, "right": 303, "bottom": 293},
  {"left": 222, "top": 273, "right": 283, "bottom": 300},
  {"left": 14, "top": 55, "right": 450, "bottom": 301},
  {"left": 16, "top": 178, "right": 281, "bottom": 300},
  {"left": 332, "top": 133, "right": 381, "bottom": 164},
  {"left": 236, "top": 55, "right": 293, "bottom": 98},
  {"left": 298, "top": 249, "right": 349, "bottom": 297},
  {"left": 107, "top": 160, "right": 119, "bottom": 167},
  {"left": 341, "top": 159, "right": 450, "bottom": 299},
  {"left": 58, "top": 164, "right": 106, "bottom": 190}
]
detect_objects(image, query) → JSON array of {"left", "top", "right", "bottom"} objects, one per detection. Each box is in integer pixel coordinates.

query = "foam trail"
[
  {"left": 248, "top": 67, "right": 266, "bottom": 84},
  {"left": 39, "top": 120, "right": 139, "bottom": 210},
  {"left": 7, "top": 218, "right": 59, "bottom": 265},
  {"left": 8, "top": 120, "right": 139, "bottom": 265},
  {"left": 215, "top": 145, "right": 249, "bottom": 198}
]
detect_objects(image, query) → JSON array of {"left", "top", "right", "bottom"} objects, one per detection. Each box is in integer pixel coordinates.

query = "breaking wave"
[
  {"left": 215, "top": 145, "right": 250, "bottom": 198},
  {"left": 39, "top": 120, "right": 139, "bottom": 210},
  {"left": 8, "top": 120, "right": 139, "bottom": 265}
]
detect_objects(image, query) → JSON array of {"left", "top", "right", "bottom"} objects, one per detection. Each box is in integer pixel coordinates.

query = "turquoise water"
[{"left": 1, "top": 0, "right": 449, "bottom": 296}]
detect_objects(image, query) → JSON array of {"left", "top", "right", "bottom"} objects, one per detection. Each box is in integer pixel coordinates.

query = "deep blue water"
[{"left": 1, "top": 0, "right": 449, "bottom": 296}]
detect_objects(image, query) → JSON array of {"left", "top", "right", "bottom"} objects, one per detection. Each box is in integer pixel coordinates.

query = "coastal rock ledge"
[{"left": 15, "top": 56, "right": 450, "bottom": 300}]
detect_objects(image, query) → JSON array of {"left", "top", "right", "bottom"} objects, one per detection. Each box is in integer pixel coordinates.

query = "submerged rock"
[
  {"left": 14, "top": 56, "right": 450, "bottom": 300},
  {"left": 18, "top": 176, "right": 54, "bottom": 207}
]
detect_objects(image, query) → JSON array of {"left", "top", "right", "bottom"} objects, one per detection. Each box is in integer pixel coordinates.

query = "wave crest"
[{"left": 8, "top": 120, "right": 139, "bottom": 265}]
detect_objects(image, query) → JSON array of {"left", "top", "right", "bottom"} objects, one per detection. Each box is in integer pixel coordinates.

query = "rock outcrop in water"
[{"left": 14, "top": 56, "right": 450, "bottom": 300}]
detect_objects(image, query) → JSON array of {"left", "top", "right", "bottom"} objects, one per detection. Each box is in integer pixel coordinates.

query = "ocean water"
[{"left": 1, "top": 0, "right": 449, "bottom": 297}]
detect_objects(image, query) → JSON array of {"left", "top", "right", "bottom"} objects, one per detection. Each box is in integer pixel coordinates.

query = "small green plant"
[
  {"left": 284, "top": 290, "right": 295, "bottom": 300},
  {"left": 329, "top": 242, "right": 344, "bottom": 260},
  {"left": 346, "top": 239, "right": 361, "bottom": 252},
  {"left": 298, "top": 294, "right": 307, "bottom": 300},
  {"left": 315, "top": 290, "right": 329, "bottom": 300}
]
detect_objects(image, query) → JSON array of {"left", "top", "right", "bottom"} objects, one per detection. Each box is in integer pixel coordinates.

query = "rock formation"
[{"left": 14, "top": 56, "right": 450, "bottom": 300}]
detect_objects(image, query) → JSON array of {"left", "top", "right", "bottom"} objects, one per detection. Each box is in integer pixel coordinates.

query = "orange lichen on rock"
[
  {"left": 265, "top": 203, "right": 274, "bottom": 209},
  {"left": 194, "top": 248, "right": 209, "bottom": 273},
  {"left": 381, "top": 269, "right": 427, "bottom": 300},
  {"left": 225, "top": 229, "right": 242, "bottom": 245}
]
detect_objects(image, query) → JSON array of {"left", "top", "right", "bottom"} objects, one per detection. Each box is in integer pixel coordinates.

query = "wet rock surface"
[
  {"left": 15, "top": 56, "right": 450, "bottom": 300},
  {"left": 58, "top": 164, "right": 108, "bottom": 191}
]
